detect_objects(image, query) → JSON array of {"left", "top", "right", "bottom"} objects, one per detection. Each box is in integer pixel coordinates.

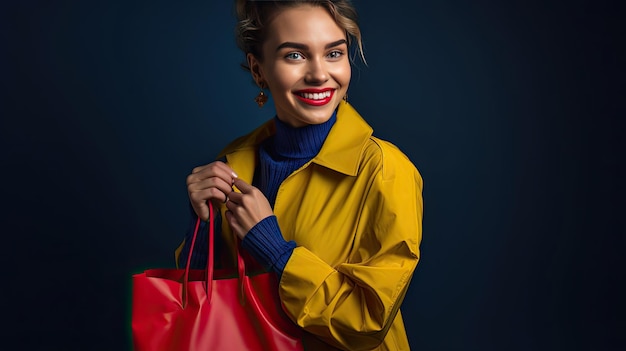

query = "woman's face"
[{"left": 248, "top": 5, "right": 351, "bottom": 128}]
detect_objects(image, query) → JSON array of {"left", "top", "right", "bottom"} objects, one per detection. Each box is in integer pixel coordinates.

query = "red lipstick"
[{"left": 294, "top": 88, "right": 335, "bottom": 106}]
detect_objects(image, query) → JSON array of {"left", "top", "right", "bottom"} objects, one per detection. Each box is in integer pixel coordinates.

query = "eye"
[
  {"left": 285, "top": 52, "right": 304, "bottom": 60},
  {"left": 327, "top": 50, "right": 344, "bottom": 59}
]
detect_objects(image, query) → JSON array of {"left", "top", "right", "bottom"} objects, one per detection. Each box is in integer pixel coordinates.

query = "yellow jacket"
[{"left": 185, "top": 101, "right": 423, "bottom": 350}]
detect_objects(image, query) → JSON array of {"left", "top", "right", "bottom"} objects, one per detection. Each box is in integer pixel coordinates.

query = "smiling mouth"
[
  {"left": 297, "top": 91, "right": 332, "bottom": 100},
  {"left": 294, "top": 89, "right": 335, "bottom": 106}
]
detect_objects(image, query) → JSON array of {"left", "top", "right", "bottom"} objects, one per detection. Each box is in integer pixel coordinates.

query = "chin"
[
  {"left": 305, "top": 104, "right": 339, "bottom": 121},
  {"left": 279, "top": 102, "right": 338, "bottom": 127},
  {"left": 303, "top": 112, "right": 334, "bottom": 125}
]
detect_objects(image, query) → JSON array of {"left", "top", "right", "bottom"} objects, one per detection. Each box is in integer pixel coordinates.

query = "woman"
[{"left": 177, "top": 1, "right": 423, "bottom": 350}]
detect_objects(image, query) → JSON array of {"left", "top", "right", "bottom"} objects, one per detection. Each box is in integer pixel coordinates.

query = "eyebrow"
[{"left": 275, "top": 39, "right": 347, "bottom": 52}]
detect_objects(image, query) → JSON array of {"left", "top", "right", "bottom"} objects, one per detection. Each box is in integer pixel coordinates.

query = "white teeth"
[{"left": 300, "top": 91, "right": 331, "bottom": 100}]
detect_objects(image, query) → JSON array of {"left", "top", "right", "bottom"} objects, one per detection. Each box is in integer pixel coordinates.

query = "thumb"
[{"left": 193, "top": 202, "right": 209, "bottom": 221}]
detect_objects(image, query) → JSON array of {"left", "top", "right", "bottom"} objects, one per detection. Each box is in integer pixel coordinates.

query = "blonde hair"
[{"left": 235, "top": 0, "right": 366, "bottom": 70}]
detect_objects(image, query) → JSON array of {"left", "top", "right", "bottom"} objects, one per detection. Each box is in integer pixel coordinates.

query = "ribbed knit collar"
[{"left": 271, "top": 111, "right": 337, "bottom": 159}]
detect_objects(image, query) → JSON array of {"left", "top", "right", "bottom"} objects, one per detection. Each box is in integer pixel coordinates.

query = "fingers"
[
  {"left": 187, "top": 167, "right": 272, "bottom": 238},
  {"left": 224, "top": 180, "right": 273, "bottom": 237},
  {"left": 186, "top": 161, "right": 238, "bottom": 219},
  {"left": 225, "top": 188, "right": 242, "bottom": 203},
  {"left": 188, "top": 162, "right": 237, "bottom": 188},
  {"left": 194, "top": 205, "right": 210, "bottom": 222},
  {"left": 188, "top": 162, "right": 237, "bottom": 193},
  {"left": 233, "top": 178, "right": 253, "bottom": 194},
  {"left": 191, "top": 161, "right": 238, "bottom": 178},
  {"left": 189, "top": 178, "right": 232, "bottom": 201},
  {"left": 225, "top": 184, "right": 258, "bottom": 208},
  {"left": 226, "top": 179, "right": 253, "bottom": 205}
]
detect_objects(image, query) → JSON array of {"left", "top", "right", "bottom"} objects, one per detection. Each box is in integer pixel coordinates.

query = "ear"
[{"left": 247, "top": 53, "right": 265, "bottom": 88}]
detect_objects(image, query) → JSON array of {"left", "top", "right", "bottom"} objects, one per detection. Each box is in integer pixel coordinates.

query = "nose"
[{"left": 304, "top": 58, "right": 329, "bottom": 85}]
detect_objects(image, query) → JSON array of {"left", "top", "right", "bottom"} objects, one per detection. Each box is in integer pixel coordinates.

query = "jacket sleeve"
[{"left": 279, "top": 144, "right": 423, "bottom": 350}]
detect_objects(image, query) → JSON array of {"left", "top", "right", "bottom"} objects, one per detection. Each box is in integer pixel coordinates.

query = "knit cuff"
[{"left": 242, "top": 215, "right": 296, "bottom": 275}]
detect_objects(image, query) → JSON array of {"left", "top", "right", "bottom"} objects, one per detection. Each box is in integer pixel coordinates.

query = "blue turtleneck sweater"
[{"left": 243, "top": 112, "right": 336, "bottom": 275}]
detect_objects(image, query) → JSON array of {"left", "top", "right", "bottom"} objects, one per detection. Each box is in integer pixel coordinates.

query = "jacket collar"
[{"left": 218, "top": 101, "right": 372, "bottom": 178}]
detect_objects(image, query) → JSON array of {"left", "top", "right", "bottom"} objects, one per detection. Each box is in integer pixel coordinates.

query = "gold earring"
[{"left": 254, "top": 90, "right": 268, "bottom": 108}]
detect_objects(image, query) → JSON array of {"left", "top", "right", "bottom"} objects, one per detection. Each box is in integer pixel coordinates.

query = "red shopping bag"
[{"left": 131, "top": 202, "right": 304, "bottom": 350}]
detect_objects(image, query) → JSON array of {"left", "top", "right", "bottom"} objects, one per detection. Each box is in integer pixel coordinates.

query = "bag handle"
[
  {"left": 182, "top": 202, "right": 211, "bottom": 308},
  {"left": 182, "top": 201, "right": 247, "bottom": 307}
]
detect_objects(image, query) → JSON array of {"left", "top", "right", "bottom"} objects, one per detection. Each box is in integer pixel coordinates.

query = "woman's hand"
[
  {"left": 225, "top": 178, "right": 274, "bottom": 239},
  {"left": 186, "top": 161, "right": 238, "bottom": 221}
]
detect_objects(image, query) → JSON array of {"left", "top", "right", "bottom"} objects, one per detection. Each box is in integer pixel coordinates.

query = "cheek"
[
  {"left": 343, "top": 68, "right": 352, "bottom": 86},
  {"left": 334, "top": 63, "right": 352, "bottom": 87},
  {"left": 266, "top": 63, "right": 300, "bottom": 93}
]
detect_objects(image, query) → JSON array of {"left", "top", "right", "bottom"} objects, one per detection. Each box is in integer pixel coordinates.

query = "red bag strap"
[
  {"left": 206, "top": 202, "right": 215, "bottom": 301},
  {"left": 236, "top": 236, "right": 246, "bottom": 305},
  {"left": 182, "top": 201, "right": 247, "bottom": 307},
  {"left": 182, "top": 202, "right": 214, "bottom": 307}
]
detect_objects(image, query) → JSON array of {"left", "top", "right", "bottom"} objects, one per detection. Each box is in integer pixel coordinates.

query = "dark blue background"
[{"left": 2, "top": 1, "right": 623, "bottom": 350}]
